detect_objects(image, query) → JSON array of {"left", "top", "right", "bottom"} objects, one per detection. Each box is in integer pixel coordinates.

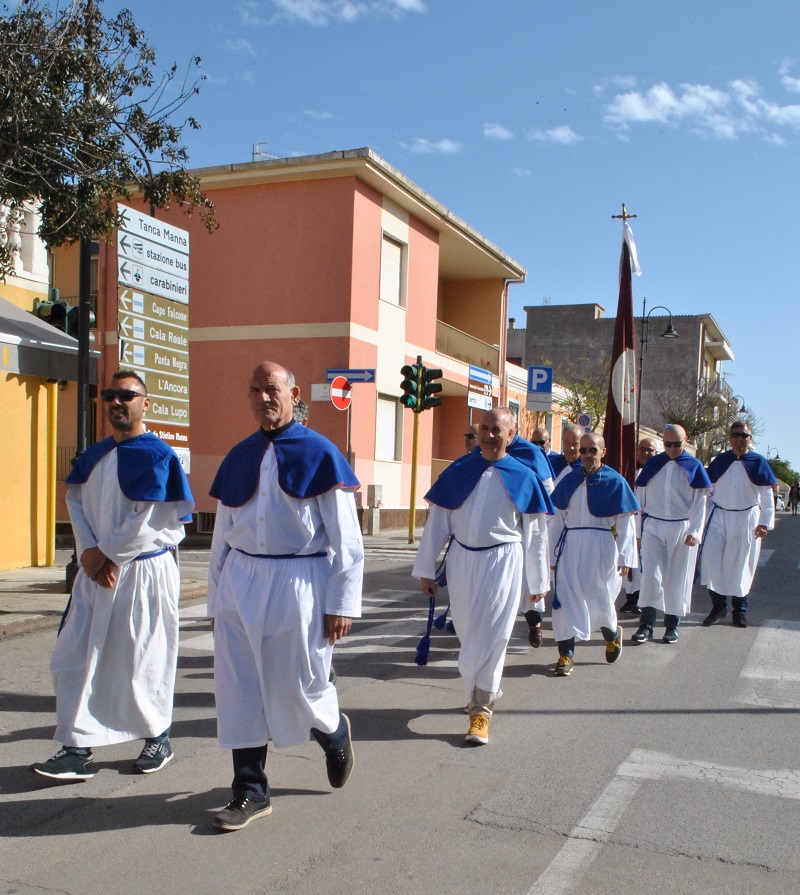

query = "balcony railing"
[
  {"left": 435, "top": 321, "right": 499, "bottom": 375},
  {"left": 699, "top": 375, "right": 733, "bottom": 406}
]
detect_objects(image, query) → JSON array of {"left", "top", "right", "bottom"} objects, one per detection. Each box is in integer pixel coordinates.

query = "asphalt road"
[{"left": 1, "top": 521, "right": 798, "bottom": 895}]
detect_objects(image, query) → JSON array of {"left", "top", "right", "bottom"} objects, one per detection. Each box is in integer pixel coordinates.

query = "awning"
[{"left": 0, "top": 294, "right": 99, "bottom": 382}]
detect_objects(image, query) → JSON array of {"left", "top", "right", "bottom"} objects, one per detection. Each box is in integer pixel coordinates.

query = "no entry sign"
[{"left": 329, "top": 375, "right": 352, "bottom": 411}]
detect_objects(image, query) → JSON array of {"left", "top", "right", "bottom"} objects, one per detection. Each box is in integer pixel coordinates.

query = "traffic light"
[
  {"left": 65, "top": 304, "right": 96, "bottom": 341},
  {"left": 400, "top": 361, "right": 423, "bottom": 410},
  {"left": 34, "top": 297, "right": 70, "bottom": 332},
  {"left": 422, "top": 367, "right": 443, "bottom": 410}
]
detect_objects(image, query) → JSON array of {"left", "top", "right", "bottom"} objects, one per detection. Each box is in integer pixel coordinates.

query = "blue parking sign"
[{"left": 527, "top": 366, "right": 553, "bottom": 392}]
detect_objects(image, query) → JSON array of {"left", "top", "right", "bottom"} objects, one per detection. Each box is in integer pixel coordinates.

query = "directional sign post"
[
  {"left": 526, "top": 365, "right": 553, "bottom": 413},
  {"left": 117, "top": 204, "right": 190, "bottom": 470},
  {"left": 325, "top": 368, "right": 375, "bottom": 384},
  {"left": 468, "top": 364, "right": 493, "bottom": 411}
]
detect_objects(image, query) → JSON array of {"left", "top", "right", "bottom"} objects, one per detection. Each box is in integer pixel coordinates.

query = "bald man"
[
  {"left": 414, "top": 407, "right": 553, "bottom": 745},
  {"left": 207, "top": 362, "right": 364, "bottom": 831},
  {"left": 632, "top": 426, "right": 711, "bottom": 644},
  {"left": 548, "top": 432, "right": 639, "bottom": 676}
]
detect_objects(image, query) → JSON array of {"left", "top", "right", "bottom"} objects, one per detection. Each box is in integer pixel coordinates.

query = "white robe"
[
  {"left": 700, "top": 459, "right": 775, "bottom": 597},
  {"left": 208, "top": 446, "right": 364, "bottom": 750},
  {"left": 52, "top": 450, "right": 190, "bottom": 747},
  {"left": 550, "top": 478, "right": 638, "bottom": 643},
  {"left": 623, "top": 467, "right": 644, "bottom": 597},
  {"left": 412, "top": 467, "right": 549, "bottom": 698},
  {"left": 635, "top": 459, "right": 709, "bottom": 616}
]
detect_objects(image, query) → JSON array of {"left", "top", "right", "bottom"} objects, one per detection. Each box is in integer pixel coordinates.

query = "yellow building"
[{"left": 0, "top": 204, "right": 91, "bottom": 570}]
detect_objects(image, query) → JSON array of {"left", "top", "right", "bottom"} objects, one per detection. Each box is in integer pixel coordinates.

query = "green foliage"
[
  {"left": 541, "top": 354, "right": 610, "bottom": 431},
  {"left": 769, "top": 457, "right": 798, "bottom": 485},
  {"left": 0, "top": 0, "right": 217, "bottom": 280}
]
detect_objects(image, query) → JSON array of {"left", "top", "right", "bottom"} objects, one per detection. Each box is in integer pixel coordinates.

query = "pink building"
[{"left": 56, "top": 148, "right": 526, "bottom": 530}]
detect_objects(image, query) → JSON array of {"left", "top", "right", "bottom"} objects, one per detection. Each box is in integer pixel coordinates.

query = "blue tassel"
[
  {"left": 445, "top": 619, "right": 456, "bottom": 635},
  {"left": 432, "top": 605, "right": 450, "bottom": 630},
  {"left": 552, "top": 592, "right": 561, "bottom": 611},
  {"left": 415, "top": 600, "right": 436, "bottom": 666}
]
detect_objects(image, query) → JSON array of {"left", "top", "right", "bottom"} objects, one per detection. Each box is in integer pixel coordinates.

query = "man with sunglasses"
[
  {"left": 464, "top": 424, "right": 480, "bottom": 454},
  {"left": 549, "top": 432, "right": 639, "bottom": 676},
  {"left": 631, "top": 426, "right": 711, "bottom": 644},
  {"left": 33, "top": 371, "right": 194, "bottom": 781},
  {"left": 699, "top": 421, "right": 776, "bottom": 627}
]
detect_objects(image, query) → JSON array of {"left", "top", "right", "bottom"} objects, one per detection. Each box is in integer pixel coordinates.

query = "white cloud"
[
  {"left": 780, "top": 59, "right": 800, "bottom": 94},
  {"left": 267, "top": 0, "right": 425, "bottom": 25},
  {"left": 527, "top": 125, "right": 582, "bottom": 145},
  {"left": 224, "top": 38, "right": 257, "bottom": 56},
  {"left": 403, "top": 137, "right": 462, "bottom": 154},
  {"left": 303, "top": 109, "right": 335, "bottom": 120},
  {"left": 483, "top": 123, "right": 513, "bottom": 141},
  {"left": 604, "top": 70, "right": 800, "bottom": 142},
  {"left": 593, "top": 74, "right": 637, "bottom": 96}
]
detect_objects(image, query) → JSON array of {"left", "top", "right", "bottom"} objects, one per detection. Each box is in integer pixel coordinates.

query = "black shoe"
[
  {"left": 132, "top": 739, "right": 173, "bottom": 774},
  {"left": 325, "top": 713, "right": 354, "bottom": 789},
  {"left": 620, "top": 600, "right": 641, "bottom": 615},
  {"left": 663, "top": 627, "right": 679, "bottom": 644},
  {"left": 213, "top": 797, "right": 272, "bottom": 831},
  {"left": 528, "top": 624, "right": 543, "bottom": 648},
  {"left": 605, "top": 626, "right": 623, "bottom": 663},
  {"left": 631, "top": 625, "right": 653, "bottom": 643},
  {"left": 732, "top": 612, "right": 749, "bottom": 628},
  {"left": 702, "top": 607, "right": 728, "bottom": 626},
  {"left": 31, "top": 748, "right": 95, "bottom": 780}
]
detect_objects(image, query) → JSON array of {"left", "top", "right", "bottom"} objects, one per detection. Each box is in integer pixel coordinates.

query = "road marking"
[
  {"left": 731, "top": 618, "right": 800, "bottom": 707},
  {"left": 527, "top": 748, "right": 800, "bottom": 895}
]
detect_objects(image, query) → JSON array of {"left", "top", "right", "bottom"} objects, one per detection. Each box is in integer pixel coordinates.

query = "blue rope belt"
[
  {"left": 454, "top": 538, "right": 507, "bottom": 552},
  {"left": 695, "top": 503, "right": 756, "bottom": 580},
  {"left": 234, "top": 548, "right": 327, "bottom": 559},
  {"left": 133, "top": 547, "right": 170, "bottom": 561},
  {"left": 552, "top": 525, "right": 611, "bottom": 610}
]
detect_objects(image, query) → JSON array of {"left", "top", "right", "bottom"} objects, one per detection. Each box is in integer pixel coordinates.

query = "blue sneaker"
[
  {"left": 32, "top": 748, "right": 95, "bottom": 780},
  {"left": 132, "top": 739, "right": 174, "bottom": 774}
]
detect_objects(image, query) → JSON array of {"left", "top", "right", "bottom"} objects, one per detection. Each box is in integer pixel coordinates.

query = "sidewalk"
[{"left": 0, "top": 529, "right": 419, "bottom": 640}]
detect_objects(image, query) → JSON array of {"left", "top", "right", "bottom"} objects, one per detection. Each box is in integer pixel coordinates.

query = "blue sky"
[{"left": 105, "top": 0, "right": 798, "bottom": 464}]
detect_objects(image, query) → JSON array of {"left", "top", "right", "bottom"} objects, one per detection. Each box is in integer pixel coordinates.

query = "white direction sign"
[
  {"left": 118, "top": 203, "right": 190, "bottom": 254},
  {"left": 468, "top": 364, "right": 493, "bottom": 411},
  {"left": 118, "top": 256, "right": 189, "bottom": 304}
]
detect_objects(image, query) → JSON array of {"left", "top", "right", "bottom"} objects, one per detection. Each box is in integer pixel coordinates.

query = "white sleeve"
[
  {"left": 411, "top": 504, "right": 452, "bottom": 580},
  {"left": 66, "top": 484, "right": 96, "bottom": 556},
  {"left": 758, "top": 485, "right": 776, "bottom": 529},
  {"left": 207, "top": 501, "right": 234, "bottom": 619},
  {"left": 615, "top": 513, "right": 639, "bottom": 568},
  {"left": 634, "top": 485, "right": 646, "bottom": 537},
  {"left": 523, "top": 513, "right": 549, "bottom": 594},
  {"left": 317, "top": 488, "right": 365, "bottom": 618},
  {"left": 687, "top": 488, "right": 709, "bottom": 540}
]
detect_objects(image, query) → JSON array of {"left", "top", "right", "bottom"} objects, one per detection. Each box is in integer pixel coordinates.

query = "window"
[
  {"left": 375, "top": 395, "right": 402, "bottom": 461},
  {"left": 380, "top": 234, "right": 407, "bottom": 307}
]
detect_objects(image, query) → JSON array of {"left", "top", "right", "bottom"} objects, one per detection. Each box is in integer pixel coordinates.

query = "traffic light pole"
[{"left": 407, "top": 410, "right": 420, "bottom": 544}]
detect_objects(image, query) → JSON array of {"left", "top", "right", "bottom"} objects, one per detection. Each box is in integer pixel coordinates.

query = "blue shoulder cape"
[
  {"left": 507, "top": 435, "right": 555, "bottom": 481},
  {"left": 707, "top": 450, "right": 777, "bottom": 486},
  {"left": 210, "top": 423, "right": 360, "bottom": 507},
  {"left": 636, "top": 451, "right": 712, "bottom": 489},
  {"left": 66, "top": 433, "right": 194, "bottom": 505},
  {"left": 550, "top": 454, "right": 568, "bottom": 477},
  {"left": 424, "top": 451, "right": 554, "bottom": 515},
  {"left": 551, "top": 465, "right": 640, "bottom": 516}
]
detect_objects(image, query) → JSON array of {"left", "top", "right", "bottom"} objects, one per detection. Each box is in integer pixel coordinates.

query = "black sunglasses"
[
  {"left": 579, "top": 446, "right": 600, "bottom": 455},
  {"left": 531, "top": 440, "right": 546, "bottom": 446},
  {"left": 101, "top": 388, "right": 146, "bottom": 403},
  {"left": 464, "top": 433, "right": 477, "bottom": 440},
  {"left": 730, "top": 432, "right": 751, "bottom": 439},
  {"left": 663, "top": 440, "right": 682, "bottom": 448}
]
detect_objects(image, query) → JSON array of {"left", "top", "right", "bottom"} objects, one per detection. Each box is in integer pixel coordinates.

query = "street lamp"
[
  {"left": 636, "top": 297, "right": 679, "bottom": 445},
  {"left": 732, "top": 395, "right": 748, "bottom": 415},
  {"left": 767, "top": 446, "right": 780, "bottom": 461}
]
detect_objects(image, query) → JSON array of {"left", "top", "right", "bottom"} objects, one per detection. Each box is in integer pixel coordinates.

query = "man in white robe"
[
  {"left": 413, "top": 407, "right": 552, "bottom": 746},
  {"left": 549, "top": 432, "right": 639, "bottom": 676},
  {"left": 700, "top": 421, "right": 776, "bottom": 628},
  {"left": 619, "top": 436, "right": 659, "bottom": 616},
  {"left": 632, "top": 426, "right": 711, "bottom": 644},
  {"left": 208, "top": 361, "right": 364, "bottom": 831},
  {"left": 32, "top": 370, "right": 193, "bottom": 781}
]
